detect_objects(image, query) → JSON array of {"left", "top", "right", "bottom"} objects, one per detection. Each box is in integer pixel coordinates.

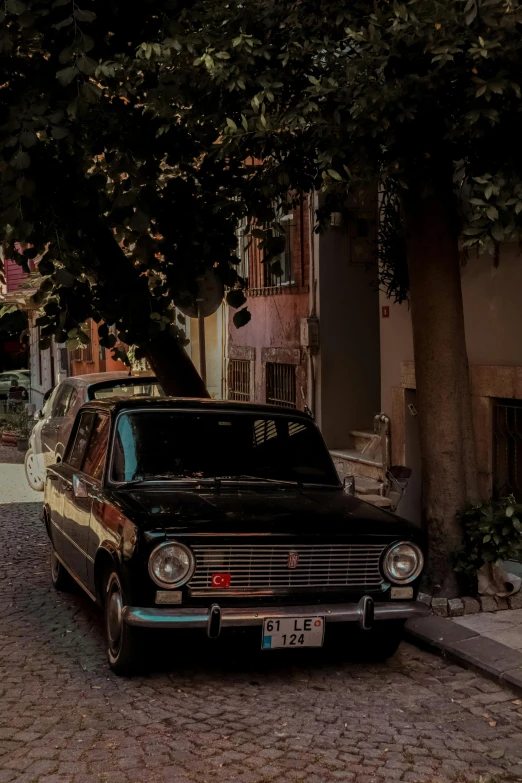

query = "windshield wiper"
[
  {"left": 119, "top": 474, "right": 200, "bottom": 487},
  {"left": 213, "top": 474, "right": 302, "bottom": 487}
]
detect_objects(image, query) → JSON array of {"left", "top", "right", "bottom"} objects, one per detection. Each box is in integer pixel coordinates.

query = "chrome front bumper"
[{"left": 122, "top": 599, "right": 429, "bottom": 635}]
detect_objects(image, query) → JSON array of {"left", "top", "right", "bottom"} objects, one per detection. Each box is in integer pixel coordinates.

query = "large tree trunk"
[
  {"left": 401, "top": 171, "right": 480, "bottom": 597},
  {"left": 145, "top": 330, "right": 209, "bottom": 398},
  {"left": 85, "top": 224, "right": 209, "bottom": 398}
]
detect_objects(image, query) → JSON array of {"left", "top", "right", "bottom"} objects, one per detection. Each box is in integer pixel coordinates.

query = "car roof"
[
  {"left": 61, "top": 372, "right": 157, "bottom": 388},
  {"left": 81, "top": 396, "right": 313, "bottom": 419}
]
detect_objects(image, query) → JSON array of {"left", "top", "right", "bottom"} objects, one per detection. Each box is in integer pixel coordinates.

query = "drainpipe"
[{"left": 308, "top": 192, "right": 318, "bottom": 418}]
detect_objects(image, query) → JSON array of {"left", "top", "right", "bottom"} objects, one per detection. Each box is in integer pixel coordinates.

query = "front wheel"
[
  {"left": 104, "top": 569, "right": 144, "bottom": 676},
  {"left": 25, "top": 449, "right": 44, "bottom": 491},
  {"left": 350, "top": 620, "right": 405, "bottom": 661}
]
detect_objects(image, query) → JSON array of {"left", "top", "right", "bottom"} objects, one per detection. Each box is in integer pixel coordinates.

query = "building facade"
[
  {"left": 225, "top": 200, "right": 312, "bottom": 412},
  {"left": 380, "top": 242, "right": 522, "bottom": 521}
]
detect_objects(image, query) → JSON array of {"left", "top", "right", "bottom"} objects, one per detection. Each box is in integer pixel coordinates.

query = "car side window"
[
  {"left": 65, "top": 388, "right": 79, "bottom": 417},
  {"left": 52, "top": 384, "right": 74, "bottom": 418},
  {"left": 82, "top": 414, "right": 110, "bottom": 482},
  {"left": 67, "top": 411, "right": 96, "bottom": 471}
]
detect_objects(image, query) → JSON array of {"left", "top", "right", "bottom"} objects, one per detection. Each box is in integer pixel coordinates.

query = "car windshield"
[
  {"left": 112, "top": 410, "right": 339, "bottom": 486},
  {"left": 92, "top": 381, "right": 164, "bottom": 400}
]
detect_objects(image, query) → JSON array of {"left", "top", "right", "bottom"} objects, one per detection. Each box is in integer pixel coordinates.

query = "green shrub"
[
  {"left": 0, "top": 411, "right": 30, "bottom": 439},
  {"left": 453, "top": 497, "right": 522, "bottom": 577}
]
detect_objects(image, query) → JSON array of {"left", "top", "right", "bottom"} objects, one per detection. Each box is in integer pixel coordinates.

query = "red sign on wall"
[{"left": 381, "top": 305, "right": 390, "bottom": 318}]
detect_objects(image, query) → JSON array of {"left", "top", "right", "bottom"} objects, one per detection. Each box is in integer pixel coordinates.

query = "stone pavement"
[
  {"left": 454, "top": 609, "right": 522, "bottom": 653},
  {"left": 2, "top": 449, "right": 522, "bottom": 782}
]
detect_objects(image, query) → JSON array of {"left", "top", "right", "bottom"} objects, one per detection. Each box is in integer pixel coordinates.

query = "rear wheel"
[
  {"left": 25, "top": 449, "right": 44, "bottom": 491},
  {"left": 104, "top": 569, "right": 144, "bottom": 676},
  {"left": 350, "top": 621, "right": 405, "bottom": 661},
  {"left": 50, "top": 546, "right": 74, "bottom": 591}
]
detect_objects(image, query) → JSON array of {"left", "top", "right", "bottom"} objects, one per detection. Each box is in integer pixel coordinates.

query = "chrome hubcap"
[
  {"left": 27, "top": 455, "right": 36, "bottom": 480},
  {"left": 27, "top": 454, "right": 42, "bottom": 487},
  {"left": 107, "top": 583, "right": 123, "bottom": 655}
]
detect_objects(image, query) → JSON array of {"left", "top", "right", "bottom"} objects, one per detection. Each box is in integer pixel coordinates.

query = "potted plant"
[
  {"left": 454, "top": 497, "right": 522, "bottom": 596},
  {"left": 0, "top": 410, "right": 30, "bottom": 450}
]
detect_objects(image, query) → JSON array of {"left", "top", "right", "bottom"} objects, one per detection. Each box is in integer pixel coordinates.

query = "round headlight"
[
  {"left": 383, "top": 541, "right": 424, "bottom": 584},
  {"left": 148, "top": 542, "right": 195, "bottom": 588}
]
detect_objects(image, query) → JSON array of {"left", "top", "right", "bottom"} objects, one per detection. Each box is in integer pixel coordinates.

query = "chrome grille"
[{"left": 188, "top": 544, "right": 385, "bottom": 595}]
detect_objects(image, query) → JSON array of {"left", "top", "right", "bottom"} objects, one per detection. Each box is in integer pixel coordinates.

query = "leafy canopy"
[
  {"left": 0, "top": 0, "right": 297, "bottom": 354},
  {"left": 2, "top": 0, "right": 522, "bottom": 343},
  {"left": 164, "top": 0, "right": 522, "bottom": 295}
]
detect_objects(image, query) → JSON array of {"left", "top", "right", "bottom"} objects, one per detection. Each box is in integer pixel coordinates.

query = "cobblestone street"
[{"left": 1, "top": 447, "right": 522, "bottom": 783}]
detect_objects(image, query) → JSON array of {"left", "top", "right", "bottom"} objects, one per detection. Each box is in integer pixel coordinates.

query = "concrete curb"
[{"left": 404, "top": 615, "right": 522, "bottom": 696}]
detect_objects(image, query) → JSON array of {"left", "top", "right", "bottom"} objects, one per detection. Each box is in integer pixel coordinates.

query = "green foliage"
[
  {"left": 3, "top": 0, "right": 522, "bottom": 341},
  {"left": 0, "top": 410, "right": 30, "bottom": 439},
  {"left": 177, "top": 0, "right": 522, "bottom": 283},
  {"left": 0, "top": 0, "right": 278, "bottom": 353},
  {"left": 0, "top": 305, "right": 28, "bottom": 337},
  {"left": 378, "top": 189, "right": 409, "bottom": 304},
  {"left": 454, "top": 497, "right": 522, "bottom": 576}
]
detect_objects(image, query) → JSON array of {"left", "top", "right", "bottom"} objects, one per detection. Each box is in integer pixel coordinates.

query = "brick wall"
[
  {"left": 227, "top": 197, "right": 311, "bottom": 409},
  {"left": 4, "top": 258, "right": 28, "bottom": 293}
]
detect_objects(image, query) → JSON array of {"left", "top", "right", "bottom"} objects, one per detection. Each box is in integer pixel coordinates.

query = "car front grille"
[{"left": 188, "top": 543, "right": 386, "bottom": 595}]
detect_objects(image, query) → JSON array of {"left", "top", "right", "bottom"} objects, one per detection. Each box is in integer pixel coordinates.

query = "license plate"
[{"left": 262, "top": 616, "right": 324, "bottom": 649}]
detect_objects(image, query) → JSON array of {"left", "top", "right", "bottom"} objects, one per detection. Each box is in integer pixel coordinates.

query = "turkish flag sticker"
[{"left": 211, "top": 573, "right": 231, "bottom": 588}]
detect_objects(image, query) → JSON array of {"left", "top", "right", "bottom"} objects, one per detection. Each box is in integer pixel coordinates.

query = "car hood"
[{"left": 112, "top": 485, "right": 422, "bottom": 541}]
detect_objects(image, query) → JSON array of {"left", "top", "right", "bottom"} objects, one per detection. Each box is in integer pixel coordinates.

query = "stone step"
[
  {"left": 350, "top": 429, "right": 382, "bottom": 459},
  {"left": 330, "top": 449, "right": 385, "bottom": 482},
  {"left": 357, "top": 494, "right": 393, "bottom": 509},
  {"left": 353, "top": 476, "right": 384, "bottom": 495}
]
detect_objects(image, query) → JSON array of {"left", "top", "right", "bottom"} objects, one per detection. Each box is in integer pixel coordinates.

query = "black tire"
[
  {"left": 350, "top": 620, "right": 405, "bottom": 662},
  {"left": 25, "top": 449, "right": 44, "bottom": 492},
  {"left": 103, "top": 569, "right": 144, "bottom": 676},
  {"left": 50, "top": 546, "right": 75, "bottom": 591}
]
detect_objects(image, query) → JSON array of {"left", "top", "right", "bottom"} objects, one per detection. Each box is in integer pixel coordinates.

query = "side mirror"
[
  {"left": 73, "top": 474, "right": 89, "bottom": 499},
  {"left": 34, "top": 409, "right": 44, "bottom": 421},
  {"left": 343, "top": 476, "right": 356, "bottom": 495}
]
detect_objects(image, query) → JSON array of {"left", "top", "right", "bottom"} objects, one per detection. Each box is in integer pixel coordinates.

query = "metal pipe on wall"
[{"left": 308, "top": 193, "right": 318, "bottom": 417}]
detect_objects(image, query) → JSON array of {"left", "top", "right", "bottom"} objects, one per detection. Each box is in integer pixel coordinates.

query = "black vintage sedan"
[{"left": 43, "top": 397, "right": 427, "bottom": 674}]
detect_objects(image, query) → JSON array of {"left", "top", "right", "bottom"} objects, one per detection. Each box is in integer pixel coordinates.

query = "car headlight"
[
  {"left": 148, "top": 542, "right": 195, "bottom": 588},
  {"left": 382, "top": 541, "right": 424, "bottom": 584}
]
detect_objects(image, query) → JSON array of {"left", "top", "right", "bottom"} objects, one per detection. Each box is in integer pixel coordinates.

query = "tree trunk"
[
  {"left": 84, "top": 223, "right": 209, "bottom": 398},
  {"left": 401, "top": 171, "right": 480, "bottom": 597},
  {"left": 145, "top": 330, "right": 209, "bottom": 398}
]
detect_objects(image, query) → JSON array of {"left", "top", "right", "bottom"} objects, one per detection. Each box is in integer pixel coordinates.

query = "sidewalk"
[
  {"left": 406, "top": 609, "right": 522, "bottom": 696},
  {"left": 0, "top": 443, "right": 41, "bottom": 504},
  {"left": 454, "top": 608, "right": 522, "bottom": 653}
]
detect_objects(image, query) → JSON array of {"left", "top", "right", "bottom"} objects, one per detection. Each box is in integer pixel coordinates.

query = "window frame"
[
  {"left": 64, "top": 410, "right": 97, "bottom": 473},
  {"left": 51, "top": 383, "right": 75, "bottom": 418},
  {"left": 263, "top": 212, "right": 295, "bottom": 288},
  {"left": 265, "top": 362, "right": 297, "bottom": 409},
  {"left": 227, "top": 359, "right": 251, "bottom": 402},
  {"left": 81, "top": 412, "right": 111, "bottom": 483}
]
